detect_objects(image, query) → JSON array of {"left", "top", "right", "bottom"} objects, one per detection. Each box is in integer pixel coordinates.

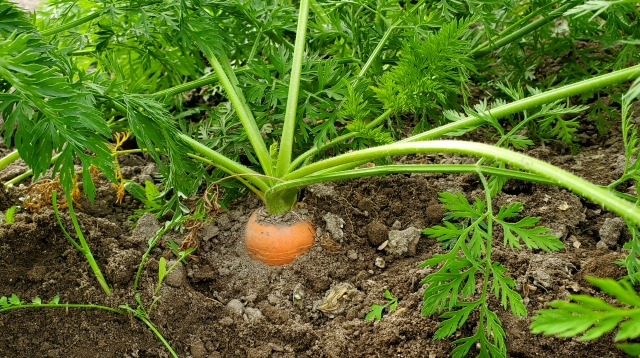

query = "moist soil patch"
[{"left": 0, "top": 123, "right": 634, "bottom": 358}]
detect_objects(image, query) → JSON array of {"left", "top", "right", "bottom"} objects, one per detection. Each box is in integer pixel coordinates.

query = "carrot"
[{"left": 244, "top": 210, "right": 316, "bottom": 265}]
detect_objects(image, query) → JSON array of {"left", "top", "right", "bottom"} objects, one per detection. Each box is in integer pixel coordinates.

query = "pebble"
[
  {"left": 385, "top": 227, "right": 421, "bottom": 257},
  {"left": 347, "top": 250, "right": 358, "bottom": 260},
  {"left": 226, "top": 299, "right": 245, "bottom": 316},
  {"left": 244, "top": 307, "right": 264, "bottom": 321},
  {"left": 375, "top": 257, "right": 386, "bottom": 269},
  {"left": 164, "top": 260, "right": 187, "bottom": 288},
  {"left": 219, "top": 317, "right": 234, "bottom": 326}
]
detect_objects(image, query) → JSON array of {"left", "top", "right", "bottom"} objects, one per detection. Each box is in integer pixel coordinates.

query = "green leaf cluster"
[
  {"left": 421, "top": 191, "right": 562, "bottom": 357},
  {"left": 0, "top": 25, "right": 114, "bottom": 200},
  {"left": 0, "top": 293, "right": 60, "bottom": 311},
  {"left": 365, "top": 289, "right": 399, "bottom": 321},
  {"left": 531, "top": 276, "right": 640, "bottom": 356},
  {"left": 373, "top": 18, "right": 475, "bottom": 115}
]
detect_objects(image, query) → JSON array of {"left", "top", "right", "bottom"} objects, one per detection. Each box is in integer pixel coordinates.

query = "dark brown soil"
[{"left": 0, "top": 118, "right": 635, "bottom": 358}]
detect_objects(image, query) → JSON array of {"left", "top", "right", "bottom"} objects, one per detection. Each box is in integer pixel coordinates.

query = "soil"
[
  {"left": 0, "top": 111, "right": 636, "bottom": 358},
  {"left": 1, "top": 3, "right": 637, "bottom": 354}
]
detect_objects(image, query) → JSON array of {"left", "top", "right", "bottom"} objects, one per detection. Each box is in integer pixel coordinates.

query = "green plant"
[
  {"left": 4, "top": 0, "right": 640, "bottom": 355},
  {"left": 155, "top": 249, "right": 195, "bottom": 295},
  {"left": 0, "top": 293, "right": 121, "bottom": 315},
  {"left": 365, "top": 289, "right": 399, "bottom": 321},
  {"left": 124, "top": 179, "right": 165, "bottom": 220},
  {"left": 421, "top": 185, "right": 562, "bottom": 357},
  {"left": 52, "top": 190, "right": 110, "bottom": 295},
  {"left": 120, "top": 294, "right": 178, "bottom": 358},
  {"left": 133, "top": 215, "right": 184, "bottom": 291},
  {"left": 531, "top": 277, "right": 640, "bottom": 356},
  {"left": 3, "top": 0, "right": 640, "bottom": 221},
  {"left": 1, "top": 205, "right": 17, "bottom": 224},
  {"left": 0, "top": 293, "right": 177, "bottom": 358}
]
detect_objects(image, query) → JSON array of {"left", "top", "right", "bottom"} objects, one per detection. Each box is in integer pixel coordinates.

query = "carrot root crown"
[{"left": 244, "top": 210, "right": 316, "bottom": 266}]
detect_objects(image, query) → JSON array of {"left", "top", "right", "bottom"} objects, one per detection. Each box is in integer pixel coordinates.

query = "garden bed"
[{"left": 0, "top": 126, "right": 632, "bottom": 357}]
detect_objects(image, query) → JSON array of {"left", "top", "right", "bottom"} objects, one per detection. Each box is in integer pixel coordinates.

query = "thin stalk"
[
  {"left": 471, "top": 2, "right": 555, "bottom": 53},
  {"left": 0, "top": 302, "right": 123, "bottom": 315},
  {"left": 133, "top": 221, "right": 177, "bottom": 291},
  {"left": 269, "top": 164, "right": 554, "bottom": 195},
  {"left": 178, "top": 134, "right": 270, "bottom": 192},
  {"left": 310, "top": 64, "right": 640, "bottom": 178},
  {"left": 40, "top": 10, "right": 103, "bottom": 36},
  {"left": 471, "top": 1, "right": 581, "bottom": 58},
  {"left": 187, "top": 154, "right": 265, "bottom": 202},
  {"left": 218, "top": 52, "right": 254, "bottom": 121},
  {"left": 477, "top": 172, "right": 493, "bottom": 352},
  {"left": 136, "top": 315, "right": 178, "bottom": 358},
  {"left": 400, "top": 64, "right": 640, "bottom": 143},
  {"left": 205, "top": 55, "right": 272, "bottom": 176},
  {"left": 358, "top": 0, "right": 426, "bottom": 78},
  {"left": 247, "top": 28, "right": 263, "bottom": 63},
  {"left": 4, "top": 153, "right": 61, "bottom": 187},
  {"left": 112, "top": 149, "right": 266, "bottom": 199},
  {"left": 52, "top": 190, "right": 111, "bottom": 295},
  {"left": 287, "top": 108, "right": 394, "bottom": 173},
  {"left": 0, "top": 150, "right": 20, "bottom": 171},
  {"left": 275, "top": 0, "right": 310, "bottom": 178},
  {"left": 152, "top": 57, "right": 361, "bottom": 100},
  {"left": 284, "top": 140, "right": 640, "bottom": 226},
  {"left": 68, "top": 50, "right": 95, "bottom": 56},
  {"left": 309, "top": 0, "right": 331, "bottom": 28}
]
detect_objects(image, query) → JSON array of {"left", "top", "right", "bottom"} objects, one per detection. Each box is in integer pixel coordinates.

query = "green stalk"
[
  {"left": 471, "top": 1, "right": 581, "bottom": 58},
  {"left": 308, "top": 64, "right": 640, "bottom": 178},
  {"left": 0, "top": 302, "right": 123, "bottom": 315},
  {"left": 178, "top": 134, "right": 270, "bottom": 192},
  {"left": 0, "top": 150, "right": 20, "bottom": 171},
  {"left": 217, "top": 52, "right": 254, "bottom": 120},
  {"left": 40, "top": 10, "right": 103, "bottom": 36},
  {"left": 113, "top": 149, "right": 264, "bottom": 198},
  {"left": 133, "top": 220, "right": 179, "bottom": 291},
  {"left": 4, "top": 153, "right": 61, "bottom": 187},
  {"left": 472, "top": 2, "right": 554, "bottom": 53},
  {"left": 52, "top": 190, "right": 111, "bottom": 295},
  {"left": 187, "top": 154, "right": 265, "bottom": 202},
  {"left": 199, "top": 55, "right": 272, "bottom": 176},
  {"left": 270, "top": 164, "right": 554, "bottom": 195},
  {"left": 287, "top": 108, "right": 394, "bottom": 173},
  {"left": 135, "top": 315, "right": 178, "bottom": 358},
  {"left": 477, "top": 172, "right": 494, "bottom": 352},
  {"left": 284, "top": 140, "right": 640, "bottom": 225},
  {"left": 67, "top": 50, "right": 95, "bottom": 56},
  {"left": 275, "top": 0, "right": 310, "bottom": 178},
  {"left": 401, "top": 64, "right": 640, "bottom": 143},
  {"left": 309, "top": 0, "right": 331, "bottom": 28}
]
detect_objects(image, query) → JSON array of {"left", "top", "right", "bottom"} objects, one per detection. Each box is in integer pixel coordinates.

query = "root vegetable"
[{"left": 244, "top": 210, "right": 315, "bottom": 265}]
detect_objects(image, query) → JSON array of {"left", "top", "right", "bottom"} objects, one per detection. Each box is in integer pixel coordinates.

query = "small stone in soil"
[
  {"left": 597, "top": 217, "right": 625, "bottom": 249},
  {"left": 199, "top": 223, "right": 220, "bottom": 241},
  {"left": 323, "top": 213, "right": 345, "bottom": 239},
  {"left": 244, "top": 307, "right": 264, "bottom": 321},
  {"left": 130, "top": 213, "right": 161, "bottom": 246},
  {"left": 365, "top": 220, "right": 387, "bottom": 246},
  {"left": 226, "top": 299, "right": 245, "bottom": 316},
  {"left": 164, "top": 260, "right": 188, "bottom": 288},
  {"left": 375, "top": 257, "right": 385, "bottom": 269},
  {"left": 385, "top": 227, "right": 421, "bottom": 257},
  {"left": 190, "top": 339, "right": 207, "bottom": 358},
  {"left": 306, "top": 183, "right": 338, "bottom": 200}
]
